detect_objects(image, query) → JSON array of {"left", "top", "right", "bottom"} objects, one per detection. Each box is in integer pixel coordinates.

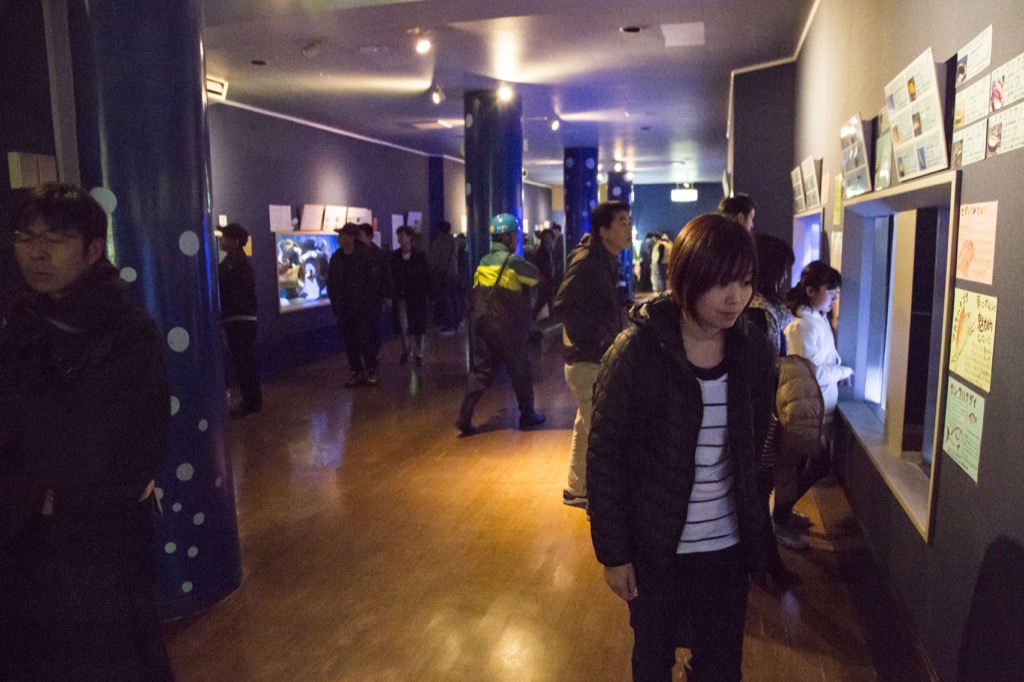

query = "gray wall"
[
  {"left": 523, "top": 182, "right": 553, "bottom": 233},
  {"left": 786, "top": 0, "right": 1024, "bottom": 678},
  {"left": 732, "top": 63, "right": 797, "bottom": 243},
  {"left": 631, "top": 183, "right": 723, "bottom": 239}
]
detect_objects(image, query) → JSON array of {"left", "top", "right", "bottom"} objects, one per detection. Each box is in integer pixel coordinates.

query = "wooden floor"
[{"left": 164, "top": 329, "right": 929, "bottom": 681}]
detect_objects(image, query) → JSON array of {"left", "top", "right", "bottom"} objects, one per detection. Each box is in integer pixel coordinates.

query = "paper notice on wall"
[
  {"left": 955, "top": 26, "right": 992, "bottom": 88},
  {"left": 323, "top": 205, "right": 347, "bottom": 233},
  {"left": 954, "top": 79, "right": 990, "bottom": 130},
  {"left": 884, "top": 48, "right": 949, "bottom": 181},
  {"left": 952, "top": 120, "right": 988, "bottom": 168},
  {"left": 986, "top": 101, "right": 1024, "bottom": 157},
  {"left": 949, "top": 289, "right": 997, "bottom": 392},
  {"left": 989, "top": 52, "right": 1024, "bottom": 113},
  {"left": 956, "top": 202, "right": 997, "bottom": 285},
  {"left": 269, "top": 204, "right": 294, "bottom": 232},
  {"left": 943, "top": 376, "right": 986, "bottom": 482}
]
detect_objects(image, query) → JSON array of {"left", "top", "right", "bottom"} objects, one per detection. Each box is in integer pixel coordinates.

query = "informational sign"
[
  {"left": 987, "top": 101, "right": 1024, "bottom": 157},
  {"left": 801, "top": 156, "right": 821, "bottom": 209},
  {"left": 943, "top": 376, "right": 986, "bottom": 482},
  {"left": 955, "top": 26, "right": 993, "bottom": 88},
  {"left": 874, "top": 107, "right": 893, "bottom": 190},
  {"left": 956, "top": 202, "right": 998, "bottom": 285},
  {"left": 949, "top": 289, "right": 997, "bottom": 392},
  {"left": 954, "top": 79, "right": 990, "bottom": 130},
  {"left": 884, "top": 48, "right": 949, "bottom": 181},
  {"left": 269, "top": 204, "right": 294, "bottom": 233},
  {"left": 346, "top": 207, "right": 372, "bottom": 225},
  {"left": 791, "top": 166, "right": 806, "bottom": 213},
  {"left": 299, "top": 204, "right": 325, "bottom": 232},
  {"left": 952, "top": 120, "right": 988, "bottom": 168},
  {"left": 840, "top": 115, "right": 872, "bottom": 198},
  {"left": 989, "top": 52, "right": 1024, "bottom": 113},
  {"left": 322, "top": 205, "right": 347, "bottom": 232}
]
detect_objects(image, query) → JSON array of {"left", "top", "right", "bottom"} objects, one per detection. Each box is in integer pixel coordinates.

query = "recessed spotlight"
[
  {"left": 250, "top": 59, "right": 267, "bottom": 66},
  {"left": 416, "top": 38, "right": 432, "bottom": 54},
  {"left": 550, "top": 118, "right": 561, "bottom": 131},
  {"left": 497, "top": 84, "right": 513, "bottom": 101},
  {"left": 620, "top": 26, "right": 646, "bottom": 34},
  {"left": 430, "top": 85, "right": 446, "bottom": 105}
]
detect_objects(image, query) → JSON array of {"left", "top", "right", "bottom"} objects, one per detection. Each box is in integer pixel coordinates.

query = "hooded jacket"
[{"left": 587, "top": 295, "right": 774, "bottom": 572}]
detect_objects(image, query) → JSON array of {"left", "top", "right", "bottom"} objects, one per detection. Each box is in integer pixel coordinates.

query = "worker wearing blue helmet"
[{"left": 455, "top": 213, "right": 546, "bottom": 434}]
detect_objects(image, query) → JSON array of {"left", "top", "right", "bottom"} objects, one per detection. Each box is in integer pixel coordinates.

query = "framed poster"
[
  {"left": 883, "top": 48, "right": 949, "bottom": 182},
  {"left": 800, "top": 157, "right": 822, "bottom": 210},
  {"left": 840, "top": 115, "right": 873, "bottom": 199},
  {"left": 323, "top": 205, "right": 348, "bottom": 233},
  {"left": 791, "top": 167, "right": 806, "bottom": 213},
  {"left": 299, "top": 204, "right": 325, "bottom": 231},
  {"left": 874, "top": 107, "right": 893, "bottom": 190},
  {"left": 346, "top": 207, "right": 372, "bottom": 225},
  {"left": 276, "top": 232, "right": 338, "bottom": 312}
]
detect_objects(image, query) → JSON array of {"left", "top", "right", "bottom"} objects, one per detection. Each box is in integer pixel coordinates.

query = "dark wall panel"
[
  {"left": 523, "top": 183, "right": 553, "bottom": 233},
  {"left": 733, "top": 63, "right": 797, "bottom": 244},
  {"left": 631, "top": 183, "right": 722, "bottom": 240},
  {"left": 207, "top": 105, "right": 432, "bottom": 373},
  {"left": 789, "top": 1, "right": 1024, "bottom": 679}
]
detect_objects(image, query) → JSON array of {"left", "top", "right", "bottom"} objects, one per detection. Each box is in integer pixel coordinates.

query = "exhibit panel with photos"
[{"left": 277, "top": 232, "right": 337, "bottom": 312}]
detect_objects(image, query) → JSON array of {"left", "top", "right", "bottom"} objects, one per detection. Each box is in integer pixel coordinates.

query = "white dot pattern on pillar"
[
  {"left": 182, "top": 582, "right": 193, "bottom": 593},
  {"left": 465, "top": 114, "right": 473, "bottom": 128},
  {"left": 178, "top": 231, "right": 201, "bottom": 256},
  {"left": 89, "top": 187, "right": 118, "bottom": 214},
  {"left": 586, "top": 181, "right": 592, "bottom": 188},
  {"left": 170, "top": 396, "right": 180, "bottom": 416},
  {"left": 164, "top": 542, "right": 177, "bottom": 554},
  {"left": 188, "top": 546, "right": 199, "bottom": 558},
  {"left": 120, "top": 267, "right": 137, "bottom": 283},
  {"left": 565, "top": 157, "right": 575, "bottom": 168},
  {"left": 585, "top": 158, "right": 596, "bottom": 170},
  {"left": 167, "top": 328, "right": 190, "bottom": 352},
  {"left": 193, "top": 512, "right": 205, "bottom": 526},
  {"left": 590, "top": 200, "right": 598, "bottom": 209},
  {"left": 215, "top": 477, "right": 223, "bottom": 488},
  {"left": 612, "top": 187, "right": 622, "bottom": 197},
  {"left": 198, "top": 420, "right": 209, "bottom": 432},
  {"left": 172, "top": 502, "right": 182, "bottom": 512},
  {"left": 176, "top": 463, "right": 195, "bottom": 481}
]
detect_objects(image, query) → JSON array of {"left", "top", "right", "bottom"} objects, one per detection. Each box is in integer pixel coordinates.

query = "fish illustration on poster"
[
  {"left": 943, "top": 377, "right": 986, "bottom": 482},
  {"left": 956, "top": 202, "right": 997, "bottom": 285},
  {"left": 949, "top": 289, "right": 997, "bottom": 393}
]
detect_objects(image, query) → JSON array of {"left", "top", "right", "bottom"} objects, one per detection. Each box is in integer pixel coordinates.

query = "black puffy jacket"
[{"left": 587, "top": 295, "right": 774, "bottom": 572}]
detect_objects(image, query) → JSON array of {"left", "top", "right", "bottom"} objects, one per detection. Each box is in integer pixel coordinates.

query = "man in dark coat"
[
  {"left": 0, "top": 183, "right": 173, "bottom": 680},
  {"left": 218, "top": 222, "right": 262, "bottom": 416},
  {"left": 390, "top": 225, "right": 431, "bottom": 365},
  {"left": 327, "top": 223, "right": 387, "bottom": 387},
  {"left": 553, "top": 201, "right": 632, "bottom": 508}
]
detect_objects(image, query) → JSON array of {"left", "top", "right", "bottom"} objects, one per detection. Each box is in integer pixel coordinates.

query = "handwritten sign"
[
  {"left": 943, "top": 376, "right": 985, "bottom": 482},
  {"left": 949, "top": 289, "right": 997, "bottom": 392}
]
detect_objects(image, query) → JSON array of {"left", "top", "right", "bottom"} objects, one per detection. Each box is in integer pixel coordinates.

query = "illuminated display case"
[{"left": 276, "top": 232, "right": 338, "bottom": 312}]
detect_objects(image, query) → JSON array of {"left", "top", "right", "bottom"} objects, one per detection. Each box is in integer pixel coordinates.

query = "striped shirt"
[{"left": 677, "top": 363, "right": 741, "bottom": 554}]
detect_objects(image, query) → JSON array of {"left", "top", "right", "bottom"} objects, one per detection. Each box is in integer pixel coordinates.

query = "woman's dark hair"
[
  {"left": 11, "top": 182, "right": 107, "bottom": 243},
  {"left": 753, "top": 233, "right": 795, "bottom": 305},
  {"left": 668, "top": 213, "right": 756, "bottom": 320},
  {"left": 787, "top": 260, "right": 841, "bottom": 314}
]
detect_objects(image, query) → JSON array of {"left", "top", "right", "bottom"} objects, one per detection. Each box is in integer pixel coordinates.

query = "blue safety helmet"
[{"left": 489, "top": 213, "right": 520, "bottom": 235}]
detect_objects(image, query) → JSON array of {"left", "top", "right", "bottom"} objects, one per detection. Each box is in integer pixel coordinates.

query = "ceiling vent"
[{"left": 206, "top": 76, "right": 229, "bottom": 102}]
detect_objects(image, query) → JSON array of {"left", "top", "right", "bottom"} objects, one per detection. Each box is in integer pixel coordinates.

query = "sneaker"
[
  {"left": 562, "top": 490, "right": 588, "bottom": 508},
  {"left": 519, "top": 411, "right": 546, "bottom": 430},
  {"left": 774, "top": 524, "right": 809, "bottom": 551},
  {"left": 455, "top": 417, "right": 476, "bottom": 436},
  {"left": 344, "top": 372, "right": 365, "bottom": 388},
  {"left": 399, "top": 352, "right": 409, "bottom": 365},
  {"left": 415, "top": 356, "right": 424, "bottom": 367},
  {"left": 364, "top": 369, "right": 379, "bottom": 387}
]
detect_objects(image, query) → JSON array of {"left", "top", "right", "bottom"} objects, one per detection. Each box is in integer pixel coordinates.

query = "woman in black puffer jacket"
[{"left": 587, "top": 214, "right": 775, "bottom": 682}]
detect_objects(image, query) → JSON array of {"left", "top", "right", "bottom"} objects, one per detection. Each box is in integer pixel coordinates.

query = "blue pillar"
[
  {"left": 607, "top": 172, "right": 635, "bottom": 298},
  {"left": 67, "top": 0, "right": 242, "bottom": 619},
  {"left": 427, "top": 155, "right": 446, "bottom": 238},
  {"left": 563, "top": 147, "right": 598, "bottom": 251},
  {"left": 464, "top": 89, "right": 523, "bottom": 267}
]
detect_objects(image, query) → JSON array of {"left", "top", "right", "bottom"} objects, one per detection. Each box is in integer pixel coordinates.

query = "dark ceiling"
[{"left": 204, "top": 0, "right": 815, "bottom": 186}]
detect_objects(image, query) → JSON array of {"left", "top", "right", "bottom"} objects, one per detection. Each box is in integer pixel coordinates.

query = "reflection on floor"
[{"left": 164, "top": 330, "right": 930, "bottom": 681}]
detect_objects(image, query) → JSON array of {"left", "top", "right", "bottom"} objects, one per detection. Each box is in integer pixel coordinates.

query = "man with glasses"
[{"left": 0, "top": 183, "right": 173, "bottom": 679}]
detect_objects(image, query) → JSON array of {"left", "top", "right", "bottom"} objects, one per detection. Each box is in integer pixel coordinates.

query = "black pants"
[
  {"left": 224, "top": 321, "right": 262, "bottom": 411},
  {"left": 628, "top": 545, "right": 748, "bottom": 682},
  {"left": 339, "top": 311, "right": 381, "bottom": 373},
  {"left": 462, "top": 316, "right": 534, "bottom": 416}
]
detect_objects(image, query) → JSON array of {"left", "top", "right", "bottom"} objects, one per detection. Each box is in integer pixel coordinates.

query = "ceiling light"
[
  {"left": 672, "top": 161, "right": 686, "bottom": 167},
  {"left": 613, "top": 162, "right": 623, "bottom": 173},
  {"left": 416, "top": 38, "right": 432, "bottom": 54},
  {"left": 550, "top": 118, "right": 560, "bottom": 131},
  {"left": 430, "top": 85, "right": 446, "bottom": 105},
  {"left": 497, "top": 84, "right": 513, "bottom": 102},
  {"left": 438, "top": 119, "right": 453, "bottom": 129}
]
